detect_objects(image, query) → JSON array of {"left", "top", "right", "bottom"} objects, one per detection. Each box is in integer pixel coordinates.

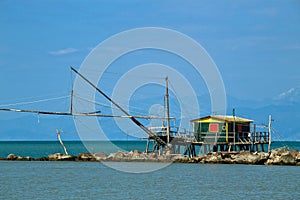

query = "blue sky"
[{"left": 0, "top": 1, "right": 299, "bottom": 140}]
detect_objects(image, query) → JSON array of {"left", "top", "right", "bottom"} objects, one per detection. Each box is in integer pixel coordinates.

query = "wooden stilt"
[{"left": 145, "top": 139, "right": 150, "bottom": 153}]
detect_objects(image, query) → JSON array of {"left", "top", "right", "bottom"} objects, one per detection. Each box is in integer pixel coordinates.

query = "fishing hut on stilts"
[{"left": 190, "top": 114, "right": 272, "bottom": 155}]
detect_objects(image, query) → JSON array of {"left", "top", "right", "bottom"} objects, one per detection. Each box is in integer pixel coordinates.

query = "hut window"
[
  {"left": 209, "top": 124, "right": 219, "bottom": 132},
  {"left": 238, "top": 124, "right": 242, "bottom": 132}
]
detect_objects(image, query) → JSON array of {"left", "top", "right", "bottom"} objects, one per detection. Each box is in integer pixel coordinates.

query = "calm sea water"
[
  {"left": 0, "top": 141, "right": 299, "bottom": 199},
  {"left": 0, "top": 161, "right": 299, "bottom": 199}
]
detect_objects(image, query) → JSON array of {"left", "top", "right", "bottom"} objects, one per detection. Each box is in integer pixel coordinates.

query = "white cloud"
[
  {"left": 49, "top": 48, "right": 78, "bottom": 55},
  {"left": 277, "top": 88, "right": 295, "bottom": 98},
  {"left": 275, "top": 86, "right": 300, "bottom": 101}
]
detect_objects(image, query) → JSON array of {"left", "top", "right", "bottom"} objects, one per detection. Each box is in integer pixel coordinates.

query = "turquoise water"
[
  {"left": 0, "top": 140, "right": 299, "bottom": 158},
  {"left": 0, "top": 141, "right": 149, "bottom": 158}
]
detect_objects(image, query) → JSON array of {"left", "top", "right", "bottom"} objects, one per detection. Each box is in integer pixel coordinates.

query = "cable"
[{"left": 0, "top": 95, "right": 70, "bottom": 107}]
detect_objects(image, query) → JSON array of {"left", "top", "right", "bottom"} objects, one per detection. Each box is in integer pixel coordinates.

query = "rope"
[
  {"left": 73, "top": 94, "right": 157, "bottom": 117},
  {"left": 0, "top": 95, "right": 70, "bottom": 107},
  {"left": 83, "top": 68, "right": 165, "bottom": 80}
]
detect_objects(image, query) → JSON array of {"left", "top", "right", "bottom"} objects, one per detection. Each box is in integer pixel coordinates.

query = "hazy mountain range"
[
  {"left": 0, "top": 86, "right": 299, "bottom": 141},
  {"left": 227, "top": 86, "right": 300, "bottom": 141}
]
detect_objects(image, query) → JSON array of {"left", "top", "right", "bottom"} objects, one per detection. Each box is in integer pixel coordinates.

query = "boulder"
[
  {"left": 231, "top": 151, "right": 269, "bottom": 165},
  {"left": 129, "top": 150, "right": 144, "bottom": 160},
  {"left": 147, "top": 152, "right": 158, "bottom": 160},
  {"left": 107, "top": 151, "right": 128, "bottom": 161},
  {"left": 171, "top": 155, "right": 190, "bottom": 163},
  {"left": 204, "top": 152, "right": 223, "bottom": 163},
  {"left": 265, "top": 148, "right": 297, "bottom": 165},
  {"left": 93, "top": 152, "right": 107, "bottom": 161},
  {"left": 189, "top": 155, "right": 204, "bottom": 163},
  {"left": 35, "top": 157, "right": 49, "bottom": 161},
  {"left": 48, "top": 153, "right": 75, "bottom": 161},
  {"left": 78, "top": 153, "right": 95, "bottom": 161},
  {"left": 23, "top": 156, "right": 32, "bottom": 161},
  {"left": 7, "top": 154, "right": 18, "bottom": 160},
  {"left": 296, "top": 152, "right": 300, "bottom": 166}
]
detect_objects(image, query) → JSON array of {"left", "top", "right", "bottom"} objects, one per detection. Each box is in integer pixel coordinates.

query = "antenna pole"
[
  {"left": 70, "top": 89, "right": 74, "bottom": 114},
  {"left": 268, "top": 115, "right": 272, "bottom": 152},
  {"left": 165, "top": 76, "right": 171, "bottom": 145},
  {"left": 233, "top": 108, "right": 236, "bottom": 148},
  {"left": 70, "top": 70, "right": 74, "bottom": 114}
]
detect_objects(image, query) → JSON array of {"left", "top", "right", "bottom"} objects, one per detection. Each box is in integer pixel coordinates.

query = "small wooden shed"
[{"left": 191, "top": 115, "right": 253, "bottom": 143}]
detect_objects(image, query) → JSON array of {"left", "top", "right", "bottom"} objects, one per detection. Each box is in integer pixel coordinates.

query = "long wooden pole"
[
  {"left": 233, "top": 108, "right": 236, "bottom": 148},
  {"left": 0, "top": 108, "right": 73, "bottom": 116},
  {"left": 165, "top": 76, "right": 170, "bottom": 145},
  {"left": 0, "top": 107, "right": 169, "bottom": 119},
  {"left": 268, "top": 115, "right": 272, "bottom": 152}
]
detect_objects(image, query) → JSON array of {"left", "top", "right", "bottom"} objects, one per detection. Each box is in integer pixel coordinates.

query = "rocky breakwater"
[
  {"left": 104, "top": 150, "right": 189, "bottom": 162},
  {"left": 187, "top": 147, "right": 300, "bottom": 165},
  {"left": 265, "top": 147, "right": 300, "bottom": 165},
  {"left": 77, "top": 150, "right": 189, "bottom": 162},
  {"left": 1, "top": 148, "right": 300, "bottom": 165},
  {"left": 188, "top": 151, "right": 270, "bottom": 165}
]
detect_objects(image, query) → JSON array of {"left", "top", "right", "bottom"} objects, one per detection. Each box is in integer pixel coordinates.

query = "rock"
[
  {"left": 266, "top": 148, "right": 297, "bottom": 165},
  {"left": 147, "top": 152, "right": 158, "bottom": 160},
  {"left": 78, "top": 153, "right": 95, "bottom": 161},
  {"left": 93, "top": 152, "right": 107, "bottom": 161},
  {"left": 231, "top": 151, "right": 268, "bottom": 165},
  {"left": 204, "top": 152, "right": 223, "bottom": 163},
  {"left": 171, "top": 155, "right": 189, "bottom": 163},
  {"left": 223, "top": 157, "right": 234, "bottom": 164},
  {"left": 35, "top": 157, "right": 49, "bottom": 161},
  {"left": 48, "top": 153, "right": 75, "bottom": 161},
  {"left": 257, "top": 152, "right": 270, "bottom": 164},
  {"left": 189, "top": 156, "right": 203, "bottom": 163},
  {"left": 296, "top": 152, "right": 300, "bottom": 162},
  {"left": 107, "top": 151, "right": 126, "bottom": 161},
  {"left": 16, "top": 156, "right": 24, "bottom": 161},
  {"left": 220, "top": 153, "right": 234, "bottom": 164},
  {"left": 7, "top": 154, "right": 18, "bottom": 160},
  {"left": 131, "top": 150, "right": 142, "bottom": 155},
  {"left": 129, "top": 150, "right": 144, "bottom": 160},
  {"left": 23, "top": 156, "right": 32, "bottom": 161},
  {"left": 113, "top": 151, "right": 127, "bottom": 160}
]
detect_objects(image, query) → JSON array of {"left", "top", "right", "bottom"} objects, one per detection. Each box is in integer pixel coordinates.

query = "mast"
[
  {"left": 70, "top": 89, "right": 74, "bottom": 114},
  {"left": 268, "top": 115, "right": 272, "bottom": 152},
  {"left": 165, "top": 76, "right": 171, "bottom": 145},
  {"left": 233, "top": 108, "right": 236, "bottom": 148},
  {"left": 70, "top": 67, "right": 167, "bottom": 146},
  {"left": 70, "top": 70, "right": 74, "bottom": 114}
]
